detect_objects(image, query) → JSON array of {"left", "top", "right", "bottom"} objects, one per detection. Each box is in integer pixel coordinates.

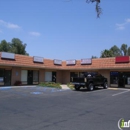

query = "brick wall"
[
  {"left": 56, "top": 70, "right": 63, "bottom": 83},
  {"left": 11, "top": 67, "right": 21, "bottom": 86},
  {"left": 39, "top": 69, "right": 45, "bottom": 83},
  {"left": 99, "top": 70, "right": 110, "bottom": 86},
  {"left": 62, "top": 70, "right": 70, "bottom": 84}
]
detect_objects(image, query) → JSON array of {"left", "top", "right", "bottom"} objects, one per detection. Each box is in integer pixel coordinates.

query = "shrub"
[
  {"left": 67, "top": 83, "right": 74, "bottom": 90},
  {"left": 39, "top": 82, "right": 61, "bottom": 89},
  {"left": 14, "top": 81, "right": 22, "bottom": 86}
]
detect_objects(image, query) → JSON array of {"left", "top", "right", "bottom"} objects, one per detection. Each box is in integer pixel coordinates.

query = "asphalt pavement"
[{"left": 0, "top": 86, "right": 130, "bottom": 130}]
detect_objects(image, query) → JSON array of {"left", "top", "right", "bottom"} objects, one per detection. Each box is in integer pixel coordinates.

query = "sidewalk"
[
  {"left": 60, "top": 84, "right": 70, "bottom": 90},
  {"left": 0, "top": 85, "right": 70, "bottom": 90}
]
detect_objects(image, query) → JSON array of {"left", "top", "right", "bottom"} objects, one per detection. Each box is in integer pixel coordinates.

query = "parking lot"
[{"left": 0, "top": 86, "right": 130, "bottom": 130}]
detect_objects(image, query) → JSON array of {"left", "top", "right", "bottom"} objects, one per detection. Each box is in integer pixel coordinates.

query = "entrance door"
[
  {"left": 28, "top": 70, "right": 33, "bottom": 85},
  {"left": 4, "top": 70, "right": 11, "bottom": 86},
  {"left": 52, "top": 72, "right": 56, "bottom": 82},
  {"left": 45, "top": 72, "right": 52, "bottom": 82},
  {"left": 118, "top": 73, "right": 125, "bottom": 88}
]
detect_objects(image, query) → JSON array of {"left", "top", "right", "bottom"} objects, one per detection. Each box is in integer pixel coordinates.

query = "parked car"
[{"left": 71, "top": 73, "right": 108, "bottom": 91}]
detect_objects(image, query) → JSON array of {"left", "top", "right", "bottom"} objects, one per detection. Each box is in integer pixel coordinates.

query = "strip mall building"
[{"left": 0, "top": 52, "right": 130, "bottom": 87}]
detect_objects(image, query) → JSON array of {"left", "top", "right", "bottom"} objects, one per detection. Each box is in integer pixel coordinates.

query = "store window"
[
  {"left": 33, "top": 70, "right": 39, "bottom": 84},
  {"left": 110, "top": 72, "right": 119, "bottom": 84},
  {"left": 70, "top": 72, "right": 79, "bottom": 82},
  {"left": 45, "top": 72, "right": 56, "bottom": 82},
  {"left": 123, "top": 72, "right": 130, "bottom": 85},
  {"left": 21, "top": 70, "right": 27, "bottom": 84}
]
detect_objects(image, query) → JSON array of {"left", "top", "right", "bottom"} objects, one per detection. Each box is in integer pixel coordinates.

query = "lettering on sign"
[
  {"left": 81, "top": 58, "right": 92, "bottom": 65},
  {"left": 54, "top": 59, "right": 62, "bottom": 65},
  {"left": 1, "top": 52, "right": 15, "bottom": 60},
  {"left": 66, "top": 60, "right": 76, "bottom": 65},
  {"left": 33, "top": 56, "right": 44, "bottom": 63}
]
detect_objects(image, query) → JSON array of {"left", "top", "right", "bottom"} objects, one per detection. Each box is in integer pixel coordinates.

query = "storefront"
[
  {"left": 21, "top": 70, "right": 39, "bottom": 85},
  {"left": 110, "top": 71, "right": 130, "bottom": 88},
  {"left": 45, "top": 71, "right": 57, "bottom": 82},
  {"left": 0, "top": 52, "right": 130, "bottom": 87}
]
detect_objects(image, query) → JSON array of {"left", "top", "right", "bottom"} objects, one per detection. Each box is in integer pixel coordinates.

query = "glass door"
[
  {"left": 118, "top": 72, "right": 125, "bottom": 88},
  {"left": 28, "top": 70, "right": 33, "bottom": 85},
  {"left": 4, "top": 70, "right": 11, "bottom": 86}
]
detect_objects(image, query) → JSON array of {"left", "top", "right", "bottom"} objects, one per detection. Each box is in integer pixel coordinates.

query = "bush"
[
  {"left": 39, "top": 82, "right": 61, "bottom": 89},
  {"left": 14, "top": 81, "right": 22, "bottom": 86}
]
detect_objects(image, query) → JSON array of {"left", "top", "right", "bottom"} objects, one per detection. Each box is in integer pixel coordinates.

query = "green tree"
[
  {"left": 110, "top": 45, "right": 122, "bottom": 57},
  {"left": 100, "top": 49, "right": 113, "bottom": 58},
  {"left": 128, "top": 47, "right": 130, "bottom": 56},
  {"left": 92, "top": 55, "right": 98, "bottom": 59},
  {"left": 121, "top": 44, "right": 128, "bottom": 56},
  {"left": 10, "top": 38, "right": 29, "bottom": 55},
  {"left": 0, "top": 40, "right": 10, "bottom": 52},
  {"left": 0, "top": 38, "right": 29, "bottom": 55}
]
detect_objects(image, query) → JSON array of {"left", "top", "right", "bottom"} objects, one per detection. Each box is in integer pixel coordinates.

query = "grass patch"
[
  {"left": 67, "top": 83, "right": 74, "bottom": 90},
  {"left": 39, "top": 82, "right": 61, "bottom": 89}
]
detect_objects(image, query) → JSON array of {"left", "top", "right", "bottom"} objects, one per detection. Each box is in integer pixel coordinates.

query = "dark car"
[{"left": 71, "top": 72, "right": 108, "bottom": 91}]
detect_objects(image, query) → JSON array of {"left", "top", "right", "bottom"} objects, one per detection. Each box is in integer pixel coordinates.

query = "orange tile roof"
[{"left": 0, "top": 52, "right": 130, "bottom": 70}]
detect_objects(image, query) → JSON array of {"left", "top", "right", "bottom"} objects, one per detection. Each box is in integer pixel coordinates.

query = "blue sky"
[{"left": 0, "top": 0, "right": 130, "bottom": 60}]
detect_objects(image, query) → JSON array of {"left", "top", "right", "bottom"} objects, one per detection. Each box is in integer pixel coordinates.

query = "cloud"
[
  {"left": 116, "top": 18, "right": 130, "bottom": 30},
  {"left": 29, "top": 31, "right": 41, "bottom": 36},
  {"left": 126, "top": 18, "right": 130, "bottom": 23},
  {"left": 116, "top": 23, "right": 125, "bottom": 30},
  {"left": 0, "top": 19, "right": 21, "bottom": 29}
]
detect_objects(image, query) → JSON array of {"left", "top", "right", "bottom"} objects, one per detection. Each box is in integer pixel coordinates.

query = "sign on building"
[
  {"left": 66, "top": 60, "right": 76, "bottom": 65},
  {"left": 1, "top": 52, "right": 15, "bottom": 60},
  {"left": 33, "top": 56, "right": 44, "bottom": 63},
  {"left": 115, "top": 56, "right": 129, "bottom": 63},
  {"left": 54, "top": 59, "right": 62, "bottom": 65},
  {"left": 81, "top": 58, "right": 92, "bottom": 65}
]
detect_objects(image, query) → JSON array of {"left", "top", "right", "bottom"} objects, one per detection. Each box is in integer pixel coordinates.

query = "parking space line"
[
  {"left": 112, "top": 90, "right": 130, "bottom": 97},
  {"left": 108, "top": 88, "right": 118, "bottom": 90},
  {"left": 108, "top": 88, "right": 130, "bottom": 91}
]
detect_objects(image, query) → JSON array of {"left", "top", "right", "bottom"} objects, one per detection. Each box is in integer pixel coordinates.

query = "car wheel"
[
  {"left": 74, "top": 85, "right": 80, "bottom": 91},
  {"left": 88, "top": 83, "right": 94, "bottom": 91},
  {"left": 103, "top": 82, "right": 108, "bottom": 89}
]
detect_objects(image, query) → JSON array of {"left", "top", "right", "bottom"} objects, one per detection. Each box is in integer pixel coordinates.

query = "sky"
[{"left": 0, "top": 0, "right": 130, "bottom": 60}]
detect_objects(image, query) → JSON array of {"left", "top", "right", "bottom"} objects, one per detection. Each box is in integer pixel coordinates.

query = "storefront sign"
[
  {"left": 66, "top": 60, "right": 76, "bottom": 65},
  {"left": 81, "top": 58, "right": 92, "bottom": 65},
  {"left": 1, "top": 52, "right": 15, "bottom": 60},
  {"left": 33, "top": 56, "right": 44, "bottom": 63},
  {"left": 54, "top": 59, "right": 62, "bottom": 65},
  {"left": 115, "top": 56, "right": 129, "bottom": 63}
]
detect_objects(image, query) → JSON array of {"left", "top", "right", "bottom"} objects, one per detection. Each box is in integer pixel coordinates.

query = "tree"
[
  {"left": 121, "top": 44, "right": 128, "bottom": 56},
  {"left": 100, "top": 44, "right": 130, "bottom": 58},
  {"left": 10, "top": 38, "right": 29, "bottom": 55},
  {"left": 100, "top": 49, "right": 113, "bottom": 58},
  {"left": 92, "top": 55, "right": 98, "bottom": 59},
  {"left": 0, "top": 40, "right": 10, "bottom": 52},
  {"left": 0, "top": 38, "right": 29, "bottom": 55},
  {"left": 110, "top": 45, "right": 122, "bottom": 57},
  {"left": 86, "top": 0, "right": 101, "bottom": 17},
  {"left": 128, "top": 47, "right": 130, "bottom": 56}
]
